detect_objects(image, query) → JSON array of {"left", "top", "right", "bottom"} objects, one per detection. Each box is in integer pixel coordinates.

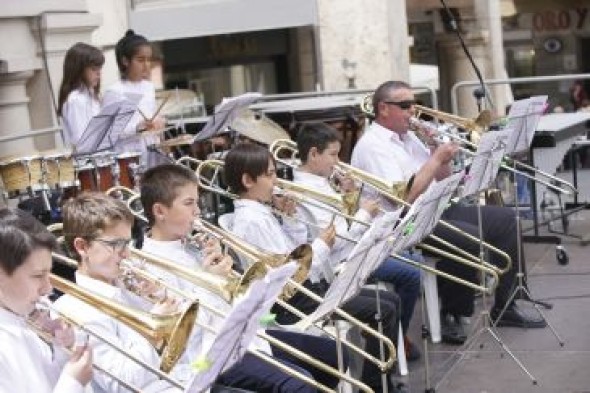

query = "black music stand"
[
  {"left": 435, "top": 129, "right": 539, "bottom": 391},
  {"left": 73, "top": 100, "right": 136, "bottom": 157},
  {"left": 492, "top": 99, "right": 564, "bottom": 348}
]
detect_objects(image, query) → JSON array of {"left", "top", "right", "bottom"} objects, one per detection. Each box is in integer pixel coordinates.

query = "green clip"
[
  {"left": 404, "top": 222, "right": 415, "bottom": 235},
  {"left": 259, "top": 313, "right": 277, "bottom": 327},
  {"left": 191, "top": 355, "right": 212, "bottom": 372}
]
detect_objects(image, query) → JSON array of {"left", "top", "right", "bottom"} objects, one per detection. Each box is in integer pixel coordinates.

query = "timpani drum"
[
  {"left": 115, "top": 152, "right": 141, "bottom": 188},
  {"left": 0, "top": 155, "right": 46, "bottom": 197},
  {"left": 76, "top": 152, "right": 115, "bottom": 192},
  {"left": 44, "top": 152, "right": 78, "bottom": 189}
]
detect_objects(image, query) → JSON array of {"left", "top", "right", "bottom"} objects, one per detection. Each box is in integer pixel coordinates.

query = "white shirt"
[
  {"left": 102, "top": 80, "right": 160, "bottom": 166},
  {"left": 0, "top": 307, "right": 85, "bottom": 393},
  {"left": 60, "top": 87, "right": 101, "bottom": 148},
  {"left": 141, "top": 237, "right": 272, "bottom": 356},
  {"left": 53, "top": 273, "right": 180, "bottom": 393},
  {"left": 351, "top": 121, "right": 430, "bottom": 210},
  {"left": 231, "top": 199, "right": 331, "bottom": 283},
  {"left": 292, "top": 170, "right": 373, "bottom": 278}
]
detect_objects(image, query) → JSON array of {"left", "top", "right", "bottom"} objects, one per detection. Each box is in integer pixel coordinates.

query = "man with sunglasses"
[{"left": 351, "top": 80, "right": 546, "bottom": 345}]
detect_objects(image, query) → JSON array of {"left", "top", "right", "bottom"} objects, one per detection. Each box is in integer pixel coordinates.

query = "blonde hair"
[{"left": 62, "top": 192, "right": 134, "bottom": 259}]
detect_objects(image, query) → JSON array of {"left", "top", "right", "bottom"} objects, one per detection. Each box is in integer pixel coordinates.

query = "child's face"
[
  {"left": 311, "top": 141, "right": 341, "bottom": 178},
  {"left": 245, "top": 158, "right": 277, "bottom": 203},
  {"left": 156, "top": 183, "right": 200, "bottom": 240},
  {"left": 125, "top": 44, "right": 152, "bottom": 82},
  {"left": 77, "top": 220, "right": 132, "bottom": 284},
  {"left": 83, "top": 65, "right": 102, "bottom": 89},
  {"left": 0, "top": 248, "right": 53, "bottom": 316}
]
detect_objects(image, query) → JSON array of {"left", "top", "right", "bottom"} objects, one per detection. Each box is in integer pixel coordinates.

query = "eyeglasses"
[
  {"left": 94, "top": 238, "right": 131, "bottom": 253},
  {"left": 382, "top": 100, "right": 417, "bottom": 110}
]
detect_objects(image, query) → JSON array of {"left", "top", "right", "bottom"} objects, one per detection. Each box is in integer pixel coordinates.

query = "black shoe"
[
  {"left": 441, "top": 313, "right": 467, "bottom": 345},
  {"left": 491, "top": 303, "right": 547, "bottom": 328},
  {"left": 404, "top": 336, "right": 421, "bottom": 362}
]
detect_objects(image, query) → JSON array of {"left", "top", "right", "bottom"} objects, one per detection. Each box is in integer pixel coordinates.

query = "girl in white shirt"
[
  {"left": 57, "top": 43, "right": 104, "bottom": 149},
  {"left": 55, "top": 193, "right": 180, "bottom": 393},
  {"left": 103, "top": 30, "right": 166, "bottom": 168},
  {"left": 0, "top": 208, "right": 93, "bottom": 393}
]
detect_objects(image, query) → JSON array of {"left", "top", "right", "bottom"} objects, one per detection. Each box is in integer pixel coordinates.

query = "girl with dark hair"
[
  {"left": 57, "top": 42, "right": 104, "bottom": 147},
  {"left": 0, "top": 208, "right": 93, "bottom": 393},
  {"left": 102, "top": 30, "right": 166, "bottom": 168}
]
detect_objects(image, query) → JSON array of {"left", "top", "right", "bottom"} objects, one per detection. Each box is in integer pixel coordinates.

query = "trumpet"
[
  {"left": 51, "top": 254, "right": 360, "bottom": 393},
  {"left": 270, "top": 138, "right": 512, "bottom": 276},
  {"left": 116, "top": 183, "right": 397, "bottom": 373}
]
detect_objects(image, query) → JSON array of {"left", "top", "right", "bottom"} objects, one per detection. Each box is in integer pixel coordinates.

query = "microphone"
[{"left": 440, "top": 0, "right": 495, "bottom": 112}]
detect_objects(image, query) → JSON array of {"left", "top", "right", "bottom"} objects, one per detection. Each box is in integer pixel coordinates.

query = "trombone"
[
  {"left": 270, "top": 139, "right": 511, "bottom": 276},
  {"left": 51, "top": 253, "right": 362, "bottom": 393},
  {"left": 360, "top": 92, "right": 576, "bottom": 195},
  {"left": 115, "top": 185, "right": 397, "bottom": 373}
]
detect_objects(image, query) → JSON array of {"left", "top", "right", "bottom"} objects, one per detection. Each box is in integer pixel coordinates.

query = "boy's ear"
[
  {"left": 241, "top": 173, "right": 255, "bottom": 190},
  {"left": 308, "top": 146, "right": 319, "bottom": 160},
  {"left": 152, "top": 202, "right": 167, "bottom": 222},
  {"left": 72, "top": 237, "right": 89, "bottom": 260}
]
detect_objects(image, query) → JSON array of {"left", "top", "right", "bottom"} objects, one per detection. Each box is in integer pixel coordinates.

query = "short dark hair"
[
  {"left": 373, "top": 80, "right": 412, "bottom": 117},
  {"left": 0, "top": 208, "right": 56, "bottom": 276},
  {"left": 140, "top": 164, "right": 199, "bottom": 225},
  {"left": 62, "top": 193, "right": 134, "bottom": 260},
  {"left": 224, "top": 144, "right": 274, "bottom": 195},
  {"left": 115, "top": 29, "right": 150, "bottom": 78},
  {"left": 297, "top": 123, "right": 341, "bottom": 163}
]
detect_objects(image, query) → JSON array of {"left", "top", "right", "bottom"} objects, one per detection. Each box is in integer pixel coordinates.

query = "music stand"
[
  {"left": 184, "top": 262, "right": 297, "bottom": 393},
  {"left": 433, "top": 128, "right": 540, "bottom": 390},
  {"left": 73, "top": 100, "right": 136, "bottom": 156},
  {"left": 492, "top": 98, "right": 564, "bottom": 348}
]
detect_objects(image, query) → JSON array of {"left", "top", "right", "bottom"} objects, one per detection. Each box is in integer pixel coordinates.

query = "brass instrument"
[
  {"left": 411, "top": 105, "right": 576, "bottom": 195},
  {"left": 28, "top": 300, "right": 144, "bottom": 393},
  {"left": 118, "top": 183, "right": 397, "bottom": 373},
  {"left": 269, "top": 139, "right": 511, "bottom": 276},
  {"left": 361, "top": 91, "right": 576, "bottom": 195},
  {"left": 51, "top": 231, "right": 370, "bottom": 392},
  {"left": 48, "top": 266, "right": 198, "bottom": 373}
]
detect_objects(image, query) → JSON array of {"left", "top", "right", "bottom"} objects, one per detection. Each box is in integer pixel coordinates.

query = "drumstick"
[
  {"left": 137, "top": 108, "right": 150, "bottom": 122},
  {"left": 151, "top": 94, "right": 171, "bottom": 121}
]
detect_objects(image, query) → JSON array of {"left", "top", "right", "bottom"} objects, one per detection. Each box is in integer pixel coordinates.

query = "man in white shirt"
[
  {"left": 292, "top": 122, "right": 422, "bottom": 360},
  {"left": 351, "top": 80, "right": 546, "bottom": 344}
]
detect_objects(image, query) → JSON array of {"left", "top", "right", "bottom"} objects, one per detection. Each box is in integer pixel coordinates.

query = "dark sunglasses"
[{"left": 382, "top": 100, "right": 417, "bottom": 110}]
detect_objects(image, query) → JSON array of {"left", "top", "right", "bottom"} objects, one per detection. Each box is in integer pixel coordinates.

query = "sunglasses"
[{"left": 382, "top": 100, "right": 417, "bottom": 110}]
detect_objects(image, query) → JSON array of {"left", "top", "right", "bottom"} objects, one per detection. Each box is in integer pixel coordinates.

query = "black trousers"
[
  {"left": 427, "top": 204, "right": 524, "bottom": 317},
  {"left": 272, "top": 279, "right": 400, "bottom": 390}
]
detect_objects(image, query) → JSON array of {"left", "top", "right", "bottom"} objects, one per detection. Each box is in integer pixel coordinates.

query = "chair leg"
[{"left": 423, "top": 270, "right": 441, "bottom": 343}]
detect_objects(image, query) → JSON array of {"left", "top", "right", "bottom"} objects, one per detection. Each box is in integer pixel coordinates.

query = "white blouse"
[
  {"left": 102, "top": 80, "right": 160, "bottom": 166},
  {"left": 60, "top": 87, "right": 100, "bottom": 149},
  {"left": 52, "top": 273, "right": 180, "bottom": 393},
  {"left": 231, "top": 199, "right": 332, "bottom": 283},
  {"left": 292, "top": 169, "right": 373, "bottom": 276},
  {"left": 0, "top": 307, "right": 85, "bottom": 393}
]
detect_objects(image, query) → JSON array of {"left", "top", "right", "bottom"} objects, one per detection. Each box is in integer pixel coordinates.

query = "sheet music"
[
  {"left": 461, "top": 129, "right": 511, "bottom": 197},
  {"left": 307, "top": 211, "right": 402, "bottom": 323},
  {"left": 390, "top": 172, "right": 464, "bottom": 254},
  {"left": 505, "top": 96, "right": 548, "bottom": 155},
  {"left": 184, "top": 262, "right": 297, "bottom": 393}
]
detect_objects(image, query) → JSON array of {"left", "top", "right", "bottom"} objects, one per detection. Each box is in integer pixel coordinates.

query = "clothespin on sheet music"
[
  {"left": 191, "top": 355, "right": 212, "bottom": 372},
  {"left": 259, "top": 313, "right": 277, "bottom": 327}
]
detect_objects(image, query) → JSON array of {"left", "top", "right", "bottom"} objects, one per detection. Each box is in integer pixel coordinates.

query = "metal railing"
[{"left": 451, "top": 73, "right": 590, "bottom": 115}]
